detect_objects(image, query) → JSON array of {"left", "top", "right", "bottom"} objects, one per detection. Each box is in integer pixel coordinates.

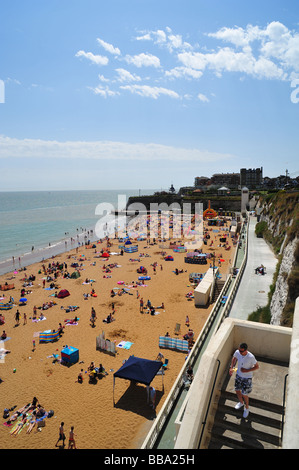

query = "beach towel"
[
  {"left": 0, "top": 337, "right": 11, "bottom": 342},
  {"left": 116, "top": 341, "right": 134, "bottom": 350},
  {"left": 32, "top": 316, "right": 46, "bottom": 323}
]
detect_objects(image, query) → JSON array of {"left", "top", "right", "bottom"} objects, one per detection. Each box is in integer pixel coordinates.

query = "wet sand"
[{"left": 0, "top": 220, "right": 236, "bottom": 449}]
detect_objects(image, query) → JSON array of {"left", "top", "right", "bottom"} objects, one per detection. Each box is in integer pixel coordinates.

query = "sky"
[{"left": 0, "top": 0, "right": 299, "bottom": 191}]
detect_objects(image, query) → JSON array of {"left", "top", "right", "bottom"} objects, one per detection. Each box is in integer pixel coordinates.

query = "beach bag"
[{"left": 48, "top": 410, "right": 54, "bottom": 418}]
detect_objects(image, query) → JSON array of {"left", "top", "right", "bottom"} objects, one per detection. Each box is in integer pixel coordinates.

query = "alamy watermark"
[
  {"left": 0, "top": 80, "right": 5, "bottom": 103},
  {"left": 0, "top": 340, "right": 6, "bottom": 363},
  {"left": 94, "top": 194, "right": 203, "bottom": 250},
  {"left": 290, "top": 79, "right": 299, "bottom": 104}
]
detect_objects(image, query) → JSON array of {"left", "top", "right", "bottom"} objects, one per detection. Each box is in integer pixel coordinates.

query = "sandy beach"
[{"left": 0, "top": 216, "right": 236, "bottom": 449}]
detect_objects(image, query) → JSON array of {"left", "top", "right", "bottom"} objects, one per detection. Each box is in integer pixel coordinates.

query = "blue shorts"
[{"left": 234, "top": 374, "right": 252, "bottom": 395}]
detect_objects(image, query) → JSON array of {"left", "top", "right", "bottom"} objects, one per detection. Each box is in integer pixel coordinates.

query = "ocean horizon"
[{"left": 0, "top": 189, "right": 156, "bottom": 275}]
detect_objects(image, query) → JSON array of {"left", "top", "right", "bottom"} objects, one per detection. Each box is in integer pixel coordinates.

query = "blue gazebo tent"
[
  {"left": 61, "top": 345, "right": 79, "bottom": 364},
  {"left": 113, "top": 356, "right": 163, "bottom": 404}
]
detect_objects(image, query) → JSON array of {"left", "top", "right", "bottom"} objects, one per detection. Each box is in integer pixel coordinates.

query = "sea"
[{"left": 0, "top": 189, "right": 156, "bottom": 275}]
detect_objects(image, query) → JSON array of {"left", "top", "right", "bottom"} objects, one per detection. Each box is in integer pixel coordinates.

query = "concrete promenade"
[{"left": 229, "top": 216, "right": 278, "bottom": 320}]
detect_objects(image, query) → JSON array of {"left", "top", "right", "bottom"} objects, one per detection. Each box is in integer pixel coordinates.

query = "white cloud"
[
  {"left": 96, "top": 38, "right": 121, "bottom": 56},
  {"left": 135, "top": 27, "right": 192, "bottom": 52},
  {"left": 120, "top": 84, "right": 179, "bottom": 99},
  {"left": 75, "top": 50, "right": 109, "bottom": 66},
  {"left": 178, "top": 46, "right": 286, "bottom": 80},
  {"left": 197, "top": 93, "right": 209, "bottom": 102},
  {"left": 77, "top": 21, "right": 299, "bottom": 102},
  {"left": 115, "top": 68, "right": 141, "bottom": 82},
  {"left": 136, "top": 29, "right": 167, "bottom": 45},
  {"left": 165, "top": 66, "right": 203, "bottom": 79},
  {"left": 124, "top": 53, "right": 161, "bottom": 68},
  {"left": 0, "top": 135, "right": 235, "bottom": 162},
  {"left": 98, "top": 74, "right": 110, "bottom": 82},
  {"left": 207, "top": 21, "right": 299, "bottom": 78},
  {"left": 88, "top": 85, "right": 119, "bottom": 98}
]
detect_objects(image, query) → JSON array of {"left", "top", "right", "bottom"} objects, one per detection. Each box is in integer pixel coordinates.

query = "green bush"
[{"left": 255, "top": 221, "right": 268, "bottom": 238}]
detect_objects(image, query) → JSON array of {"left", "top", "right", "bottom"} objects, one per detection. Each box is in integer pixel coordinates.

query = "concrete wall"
[
  {"left": 282, "top": 297, "right": 299, "bottom": 449},
  {"left": 174, "top": 318, "right": 292, "bottom": 449},
  {"left": 126, "top": 195, "right": 241, "bottom": 213}
]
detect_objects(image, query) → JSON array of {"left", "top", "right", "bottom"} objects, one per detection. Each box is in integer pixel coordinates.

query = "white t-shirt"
[{"left": 233, "top": 349, "right": 257, "bottom": 378}]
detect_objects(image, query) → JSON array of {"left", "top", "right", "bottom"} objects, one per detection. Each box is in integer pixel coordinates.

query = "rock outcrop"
[{"left": 256, "top": 191, "right": 299, "bottom": 326}]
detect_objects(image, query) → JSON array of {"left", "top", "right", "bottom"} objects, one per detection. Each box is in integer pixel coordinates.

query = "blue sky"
[{"left": 0, "top": 0, "right": 299, "bottom": 191}]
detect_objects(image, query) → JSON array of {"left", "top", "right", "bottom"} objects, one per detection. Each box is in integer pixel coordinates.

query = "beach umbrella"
[{"left": 19, "top": 297, "right": 27, "bottom": 303}]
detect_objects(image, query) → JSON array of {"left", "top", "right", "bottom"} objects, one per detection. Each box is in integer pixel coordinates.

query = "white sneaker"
[
  {"left": 243, "top": 408, "right": 249, "bottom": 418},
  {"left": 235, "top": 402, "right": 244, "bottom": 410}
]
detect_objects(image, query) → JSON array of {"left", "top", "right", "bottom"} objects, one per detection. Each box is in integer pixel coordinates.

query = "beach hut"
[
  {"left": 113, "top": 356, "right": 163, "bottom": 404},
  {"left": 57, "top": 289, "right": 70, "bottom": 298},
  {"left": 61, "top": 345, "right": 79, "bottom": 364}
]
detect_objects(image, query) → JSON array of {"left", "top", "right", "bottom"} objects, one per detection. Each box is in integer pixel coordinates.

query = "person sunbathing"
[
  {"left": 36, "top": 405, "right": 46, "bottom": 417},
  {"left": 10, "top": 413, "right": 28, "bottom": 435}
]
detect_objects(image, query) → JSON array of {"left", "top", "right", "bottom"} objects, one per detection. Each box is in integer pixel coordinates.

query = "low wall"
[
  {"left": 282, "top": 296, "right": 299, "bottom": 449},
  {"left": 174, "top": 318, "right": 292, "bottom": 449}
]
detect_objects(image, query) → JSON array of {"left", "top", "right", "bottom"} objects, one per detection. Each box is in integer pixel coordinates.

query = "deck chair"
[
  {"left": 174, "top": 323, "right": 181, "bottom": 335},
  {"left": 163, "top": 359, "right": 169, "bottom": 369}
]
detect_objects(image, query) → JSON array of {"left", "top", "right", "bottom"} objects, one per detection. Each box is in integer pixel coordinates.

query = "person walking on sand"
[
  {"left": 68, "top": 425, "right": 77, "bottom": 449},
  {"left": 229, "top": 342, "right": 259, "bottom": 418},
  {"left": 55, "top": 422, "right": 66, "bottom": 447},
  {"left": 15, "top": 310, "right": 20, "bottom": 326}
]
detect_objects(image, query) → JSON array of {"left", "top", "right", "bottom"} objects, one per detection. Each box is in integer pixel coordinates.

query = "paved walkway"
[{"left": 229, "top": 217, "right": 278, "bottom": 320}]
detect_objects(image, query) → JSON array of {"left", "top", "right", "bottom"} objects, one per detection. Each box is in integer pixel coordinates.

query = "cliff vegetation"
[{"left": 249, "top": 190, "right": 299, "bottom": 327}]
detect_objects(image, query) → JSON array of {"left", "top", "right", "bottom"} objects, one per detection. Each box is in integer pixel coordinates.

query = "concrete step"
[{"left": 208, "top": 390, "right": 283, "bottom": 449}]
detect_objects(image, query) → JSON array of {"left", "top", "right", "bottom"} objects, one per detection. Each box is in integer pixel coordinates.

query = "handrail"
[
  {"left": 281, "top": 373, "right": 289, "bottom": 443},
  {"left": 197, "top": 359, "right": 221, "bottom": 448}
]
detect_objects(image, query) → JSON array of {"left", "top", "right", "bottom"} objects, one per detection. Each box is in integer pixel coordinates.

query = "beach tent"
[
  {"left": 164, "top": 255, "right": 174, "bottom": 261},
  {"left": 125, "top": 240, "right": 132, "bottom": 245},
  {"left": 70, "top": 271, "right": 80, "bottom": 279},
  {"left": 113, "top": 356, "right": 163, "bottom": 404},
  {"left": 39, "top": 330, "right": 60, "bottom": 343},
  {"left": 57, "top": 289, "right": 70, "bottom": 298},
  {"left": 61, "top": 345, "right": 79, "bottom": 364},
  {"left": 101, "top": 252, "right": 110, "bottom": 258}
]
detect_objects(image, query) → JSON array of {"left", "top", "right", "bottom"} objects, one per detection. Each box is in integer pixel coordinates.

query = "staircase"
[
  {"left": 208, "top": 390, "right": 284, "bottom": 449},
  {"left": 212, "top": 280, "right": 225, "bottom": 303}
]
